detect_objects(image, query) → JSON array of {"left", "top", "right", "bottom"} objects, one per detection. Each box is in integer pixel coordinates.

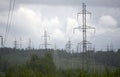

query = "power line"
[
  {"left": 4, "top": 0, "right": 12, "bottom": 44},
  {"left": 4, "top": 0, "right": 16, "bottom": 46},
  {"left": 7, "top": 0, "right": 16, "bottom": 36}
]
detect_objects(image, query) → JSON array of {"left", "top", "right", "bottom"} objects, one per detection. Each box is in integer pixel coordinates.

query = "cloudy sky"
[{"left": 0, "top": 0, "right": 120, "bottom": 51}]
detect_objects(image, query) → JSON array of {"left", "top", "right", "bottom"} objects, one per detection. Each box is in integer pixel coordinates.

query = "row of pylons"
[{"left": 0, "top": 30, "right": 51, "bottom": 50}]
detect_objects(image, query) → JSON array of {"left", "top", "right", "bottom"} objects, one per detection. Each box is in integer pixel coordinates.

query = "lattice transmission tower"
[
  {"left": 28, "top": 38, "right": 32, "bottom": 50},
  {"left": 73, "top": 3, "right": 95, "bottom": 53},
  {"left": 73, "top": 3, "right": 95, "bottom": 70},
  {"left": 41, "top": 30, "right": 51, "bottom": 50},
  {"left": 65, "top": 39, "right": 72, "bottom": 53}
]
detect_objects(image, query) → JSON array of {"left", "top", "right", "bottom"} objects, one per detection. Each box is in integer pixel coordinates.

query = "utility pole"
[
  {"left": 73, "top": 3, "right": 95, "bottom": 71},
  {"left": 41, "top": 30, "right": 51, "bottom": 50},
  {"left": 0, "top": 36, "right": 4, "bottom": 48}
]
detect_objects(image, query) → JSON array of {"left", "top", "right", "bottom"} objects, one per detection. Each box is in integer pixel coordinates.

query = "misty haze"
[{"left": 0, "top": 0, "right": 120, "bottom": 77}]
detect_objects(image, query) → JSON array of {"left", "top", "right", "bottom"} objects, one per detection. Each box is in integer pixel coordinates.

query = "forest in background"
[{"left": 0, "top": 48, "right": 120, "bottom": 77}]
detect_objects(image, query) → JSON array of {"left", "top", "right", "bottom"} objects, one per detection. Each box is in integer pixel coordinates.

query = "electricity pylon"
[
  {"left": 19, "top": 37, "right": 22, "bottom": 49},
  {"left": 41, "top": 30, "right": 51, "bottom": 50},
  {"left": 73, "top": 3, "right": 95, "bottom": 71},
  {"left": 110, "top": 43, "right": 114, "bottom": 51},
  {"left": 14, "top": 39, "right": 17, "bottom": 49},
  {"left": 73, "top": 3, "right": 95, "bottom": 53},
  {"left": 28, "top": 38, "right": 32, "bottom": 50},
  {"left": 65, "top": 39, "right": 72, "bottom": 53},
  {"left": 107, "top": 43, "right": 114, "bottom": 52},
  {"left": 0, "top": 36, "right": 4, "bottom": 48},
  {"left": 14, "top": 38, "right": 23, "bottom": 49}
]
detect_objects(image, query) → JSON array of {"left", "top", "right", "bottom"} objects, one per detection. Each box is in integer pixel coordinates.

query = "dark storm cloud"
[
  {"left": 0, "top": 0, "right": 120, "bottom": 11},
  {"left": 17, "top": 0, "right": 120, "bottom": 7}
]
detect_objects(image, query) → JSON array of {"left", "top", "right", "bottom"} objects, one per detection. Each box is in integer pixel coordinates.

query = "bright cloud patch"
[{"left": 99, "top": 15, "right": 117, "bottom": 28}]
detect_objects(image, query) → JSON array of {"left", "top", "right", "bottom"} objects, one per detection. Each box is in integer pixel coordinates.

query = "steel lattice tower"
[
  {"left": 28, "top": 38, "right": 32, "bottom": 50},
  {"left": 65, "top": 39, "right": 72, "bottom": 53},
  {"left": 44, "top": 30, "right": 48, "bottom": 50},
  {"left": 41, "top": 30, "right": 51, "bottom": 50},
  {"left": 73, "top": 3, "right": 95, "bottom": 71},
  {"left": 19, "top": 37, "right": 22, "bottom": 49},
  {"left": 14, "top": 39, "right": 17, "bottom": 49},
  {"left": 74, "top": 3, "right": 95, "bottom": 53}
]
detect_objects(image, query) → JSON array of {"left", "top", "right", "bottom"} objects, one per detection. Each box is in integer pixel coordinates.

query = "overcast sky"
[{"left": 0, "top": 0, "right": 120, "bottom": 51}]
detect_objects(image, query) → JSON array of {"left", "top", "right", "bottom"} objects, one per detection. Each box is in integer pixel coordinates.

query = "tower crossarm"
[
  {"left": 86, "top": 26, "right": 96, "bottom": 33},
  {"left": 73, "top": 26, "right": 82, "bottom": 33}
]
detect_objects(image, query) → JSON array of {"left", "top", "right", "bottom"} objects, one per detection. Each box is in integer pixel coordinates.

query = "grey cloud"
[
  {"left": 0, "top": 0, "right": 19, "bottom": 12},
  {"left": 16, "top": 0, "right": 120, "bottom": 7},
  {"left": 0, "top": 0, "right": 120, "bottom": 50},
  {"left": 0, "top": 0, "right": 120, "bottom": 12},
  {"left": 0, "top": 0, "right": 120, "bottom": 11}
]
